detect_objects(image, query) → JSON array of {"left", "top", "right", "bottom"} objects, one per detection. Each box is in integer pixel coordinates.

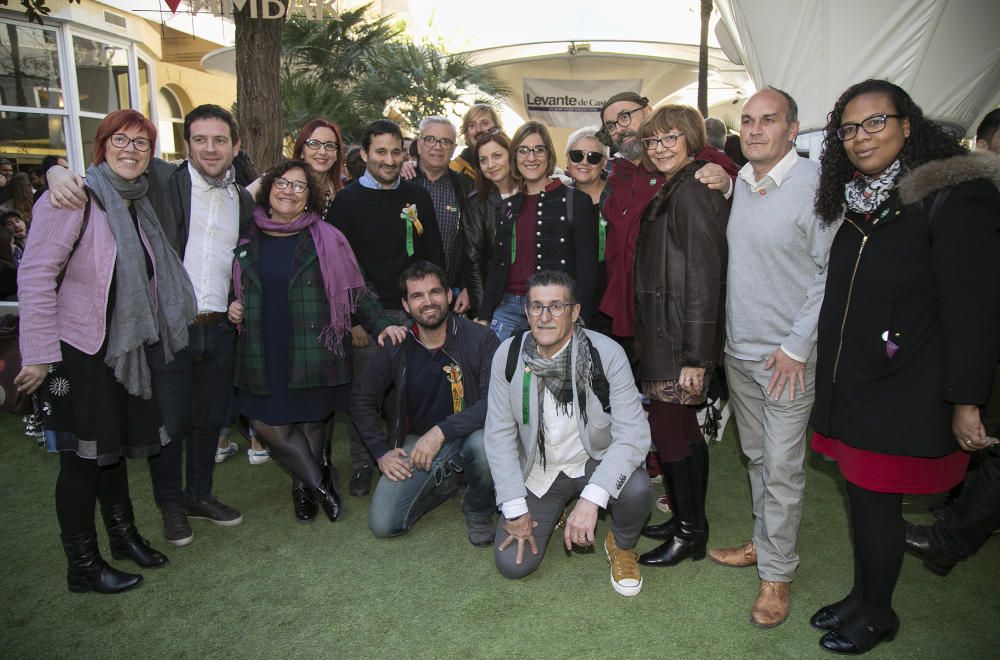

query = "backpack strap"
[
  {"left": 55, "top": 187, "right": 96, "bottom": 290},
  {"left": 504, "top": 330, "right": 526, "bottom": 382},
  {"left": 589, "top": 340, "right": 611, "bottom": 413}
]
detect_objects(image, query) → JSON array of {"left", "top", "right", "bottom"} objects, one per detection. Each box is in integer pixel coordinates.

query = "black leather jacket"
[{"left": 464, "top": 190, "right": 502, "bottom": 315}]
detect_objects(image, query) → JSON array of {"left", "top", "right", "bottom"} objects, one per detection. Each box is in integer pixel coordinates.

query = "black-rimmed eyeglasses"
[
  {"left": 568, "top": 150, "right": 604, "bottom": 165},
  {"left": 836, "top": 114, "right": 903, "bottom": 141},
  {"left": 420, "top": 135, "right": 456, "bottom": 149},
  {"left": 603, "top": 107, "right": 645, "bottom": 133},
  {"left": 304, "top": 139, "right": 339, "bottom": 152},
  {"left": 110, "top": 133, "right": 152, "bottom": 151}
]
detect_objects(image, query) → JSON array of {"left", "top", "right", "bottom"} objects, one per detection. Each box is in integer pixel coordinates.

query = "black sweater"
[{"left": 325, "top": 181, "right": 445, "bottom": 309}]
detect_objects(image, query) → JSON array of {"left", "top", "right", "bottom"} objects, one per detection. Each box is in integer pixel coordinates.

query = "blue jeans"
[
  {"left": 489, "top": 293, "right": 529, "bottom": 342},
  {"left": 147, "top": 320, "right": 235, "bottom": 506},
  {"left": 368, "top": 430, "right": 494, "bottom": 537}
]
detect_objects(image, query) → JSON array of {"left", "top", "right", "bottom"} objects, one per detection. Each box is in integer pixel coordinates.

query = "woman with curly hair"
[{"left": 809, "top": 79, "right": 1000, "bottom": 654}]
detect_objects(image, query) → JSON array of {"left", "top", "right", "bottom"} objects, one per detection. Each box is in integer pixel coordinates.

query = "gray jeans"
[
  {"left": 724, "top": 353, "right": 815, "bottom": 582},
  {"left": 494, "top": 460, "right": 651, "bottom": 580}
]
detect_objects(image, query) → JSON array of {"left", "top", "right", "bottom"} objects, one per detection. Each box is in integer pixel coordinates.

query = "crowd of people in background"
[{"left": 6, "top": 80, "right": 1000, "bottom": 656}]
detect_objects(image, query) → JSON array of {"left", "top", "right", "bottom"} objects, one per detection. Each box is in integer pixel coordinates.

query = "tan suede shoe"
[
  {"left": 750, "top": 580, "right": 790, "bottom": 628},
  {"left": 708, "top": 539, "right": 756, "bottom": 567}
]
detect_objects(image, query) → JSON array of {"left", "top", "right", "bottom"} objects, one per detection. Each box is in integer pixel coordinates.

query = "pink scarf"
[{"left": 232, "top": 207, "right": 367, "bottom": 355}]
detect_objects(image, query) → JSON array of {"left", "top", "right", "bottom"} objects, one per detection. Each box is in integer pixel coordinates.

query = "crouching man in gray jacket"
[{"left": 484, "top": 270, "right": 652, "bottom": 596}]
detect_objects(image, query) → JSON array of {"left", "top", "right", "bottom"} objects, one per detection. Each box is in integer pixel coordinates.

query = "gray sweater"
[{"left": 725, "top": 156, "right": 838, "bottom": 362}]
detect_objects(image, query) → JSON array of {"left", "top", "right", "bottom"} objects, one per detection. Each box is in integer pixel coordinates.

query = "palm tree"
[{"left": 281, "top": 4, "right": 510, "bottom": 143}]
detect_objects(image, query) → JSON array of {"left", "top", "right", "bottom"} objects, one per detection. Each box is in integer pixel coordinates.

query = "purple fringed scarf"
[{"left": 232, "top": 207, "right": 366, "bottom": 355}]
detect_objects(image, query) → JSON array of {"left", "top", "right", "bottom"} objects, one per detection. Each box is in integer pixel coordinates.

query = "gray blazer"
[{"left": 485, "top": 329, "right": 651, "bottom": 507}]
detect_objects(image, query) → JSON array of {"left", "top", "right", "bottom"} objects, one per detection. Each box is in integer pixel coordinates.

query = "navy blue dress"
[{"left": 237, "top": 233, "right": 350, "bottom": 425}]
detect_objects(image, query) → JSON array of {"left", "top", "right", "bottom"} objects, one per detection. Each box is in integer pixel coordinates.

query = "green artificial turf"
[{"left": 0, "top": 411, "right": 997, "bottom": 658}]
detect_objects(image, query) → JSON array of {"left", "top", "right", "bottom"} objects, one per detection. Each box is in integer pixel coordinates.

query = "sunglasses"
[{"left": 568, "top": 150, "right": 604, "bottom": 165}]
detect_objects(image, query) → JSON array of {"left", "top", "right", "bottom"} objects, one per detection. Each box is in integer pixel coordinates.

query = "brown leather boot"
[
  {"left": 750, "top": 580, "right": 790, "bottom": 628},
  {"left": 708, "top": 539, "right": 756, "bottom": 567}
]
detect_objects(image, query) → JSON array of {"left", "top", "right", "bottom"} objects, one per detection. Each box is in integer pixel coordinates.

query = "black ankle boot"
[
  {"left": 62, "top": 531, "right": 143, "bottom": 594},
  {"left": 292, "top": 487, "right": 318, "bottom": 523},
  {"left": 312, "top": 468, "right": 342, "bottom": 522},
  {"left": 639, "top": 454, "right": 707, "bottom": 567},
  {"left": 101, "top": 501, "right": 168, "bottom": 568}
]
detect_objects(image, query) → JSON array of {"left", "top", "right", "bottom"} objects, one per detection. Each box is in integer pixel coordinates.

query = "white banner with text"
[{"left": 523, "top": 79, "right": 643, "bottom": 128}]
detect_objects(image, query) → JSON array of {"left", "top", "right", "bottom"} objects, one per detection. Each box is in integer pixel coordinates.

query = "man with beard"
[
  {"left": 325, "top": 119, "right": 446, "bottom": 497},
  {"left": 598, "top": 94, "right": 737, "bottom": 354},
  {"left": 350, "top": 261, "right": 500, "bottom": 545},
  {"left": 596, "top": 93, "right": 662, "bottom": 353}
]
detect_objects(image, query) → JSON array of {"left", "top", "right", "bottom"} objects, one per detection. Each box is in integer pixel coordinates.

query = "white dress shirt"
[{"left": 183, "top": 163, "right": 240, "bottom": 313}]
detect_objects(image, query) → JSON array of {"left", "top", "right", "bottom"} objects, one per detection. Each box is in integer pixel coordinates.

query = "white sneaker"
[
  {"left": 215, "top": 441, "right": 238, "bottom": 464},
  {"left": 247, "top": 448, "right": 272, "bottom": 465}
]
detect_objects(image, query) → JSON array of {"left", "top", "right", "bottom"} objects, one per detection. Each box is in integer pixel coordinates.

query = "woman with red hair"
[
  {"left": 15, "top": 109, "right": 197, "bottom": 594},
  {"left": 247, "top": 119, "right": 345, "bottom": 216}
]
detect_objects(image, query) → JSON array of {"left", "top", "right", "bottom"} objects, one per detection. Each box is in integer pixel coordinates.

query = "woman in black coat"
[
  {"left": 478, "top": 121, "right": 597, "bottom": 340},
  {"left": 809, "top": 79, "right": 1000, "bottom": 655}
]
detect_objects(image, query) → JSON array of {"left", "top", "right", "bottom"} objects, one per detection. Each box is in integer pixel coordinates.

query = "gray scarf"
[
  {"left": 86, "top": 162, "right": 196, "bottom": 399},
  {"left": 522, "top": 323, "right": 593, "bottom": 468}
]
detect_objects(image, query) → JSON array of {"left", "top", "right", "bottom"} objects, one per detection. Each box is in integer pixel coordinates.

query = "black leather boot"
[
  {"left": 312, "top": 467, "right": 342, "bottom": 522},
  {"left": 101, "top": 500, "right": 168, "bottom": 568},
  {"left": 639, "top": 454, "right": 706, "bottom": 566},
  {"left": 689, "top": 438, "right": 711, "bottom": 541},
  {"left": 292, "top": 487, "right": 318, "bottom": 523},
  {"left": 641, "top": 461, "right": 675, "bottom": 540},
  {"left": 62, "top": 531, "right": 143, "bottom": 594}
]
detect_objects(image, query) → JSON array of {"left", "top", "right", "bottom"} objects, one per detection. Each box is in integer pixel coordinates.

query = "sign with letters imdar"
[
  {"left": 181, "top": 0, "right": 340, "bottom": 19},
  {"left": 523, "top": 78, "right": 643, "bottom": 128}
]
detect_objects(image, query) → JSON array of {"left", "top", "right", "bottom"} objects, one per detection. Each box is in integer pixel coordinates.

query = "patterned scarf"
[
  {"left": 845, "top": 159, "right": 901, "bottom": 214},
  {"left": 521, "top": 323, "right": 593, "bottom": 468},
  {"left": 85, "top": 162, "right": 197, "bottom": 399},
  {"left": 232, "top": 207, "right": 367, "bottom": 355},
  {"left": 200, "top": 165, "right": 236, "bottom": 195}
]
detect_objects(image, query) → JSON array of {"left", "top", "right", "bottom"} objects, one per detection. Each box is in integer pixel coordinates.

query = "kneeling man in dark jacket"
[{"left": 351, "top": 261, "right": 500, "bottom": 545}]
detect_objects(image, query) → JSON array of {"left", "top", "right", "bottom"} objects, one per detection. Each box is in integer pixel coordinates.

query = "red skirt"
[{"left": 811, "top": 432, "right": 970, "bottom": 494}]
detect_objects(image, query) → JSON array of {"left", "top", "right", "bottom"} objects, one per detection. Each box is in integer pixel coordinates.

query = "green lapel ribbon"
[
  {"left": 598, "top": 213, "right": 607, "bottom": 263},
  {"left": 510, "top": 222, "right": 516, "bottom": 264},
  {"left": 403, "top": 210, "right": 415, "bottom": 257},
  {"left": 522, "top": 366, "right": 531, "bottom": 425}
]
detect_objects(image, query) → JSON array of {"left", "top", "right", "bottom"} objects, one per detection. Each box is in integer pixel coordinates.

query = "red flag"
[{"left": 165, "top": 0, "right": 183, "bottom": 12}]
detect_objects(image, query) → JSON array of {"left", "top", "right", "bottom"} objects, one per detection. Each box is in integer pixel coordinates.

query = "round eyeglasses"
[{"left": 110, "top": 133, "right": 152, "bottom": 152}]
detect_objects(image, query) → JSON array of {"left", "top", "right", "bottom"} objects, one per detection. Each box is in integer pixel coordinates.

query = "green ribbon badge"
[{"left": 598, "top": 213, "right": 607, "bottom": 263}]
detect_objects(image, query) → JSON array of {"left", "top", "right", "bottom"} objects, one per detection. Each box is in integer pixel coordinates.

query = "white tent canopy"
[{"left": 715, "top": 0, "right": 1000, "bottom": 137}]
